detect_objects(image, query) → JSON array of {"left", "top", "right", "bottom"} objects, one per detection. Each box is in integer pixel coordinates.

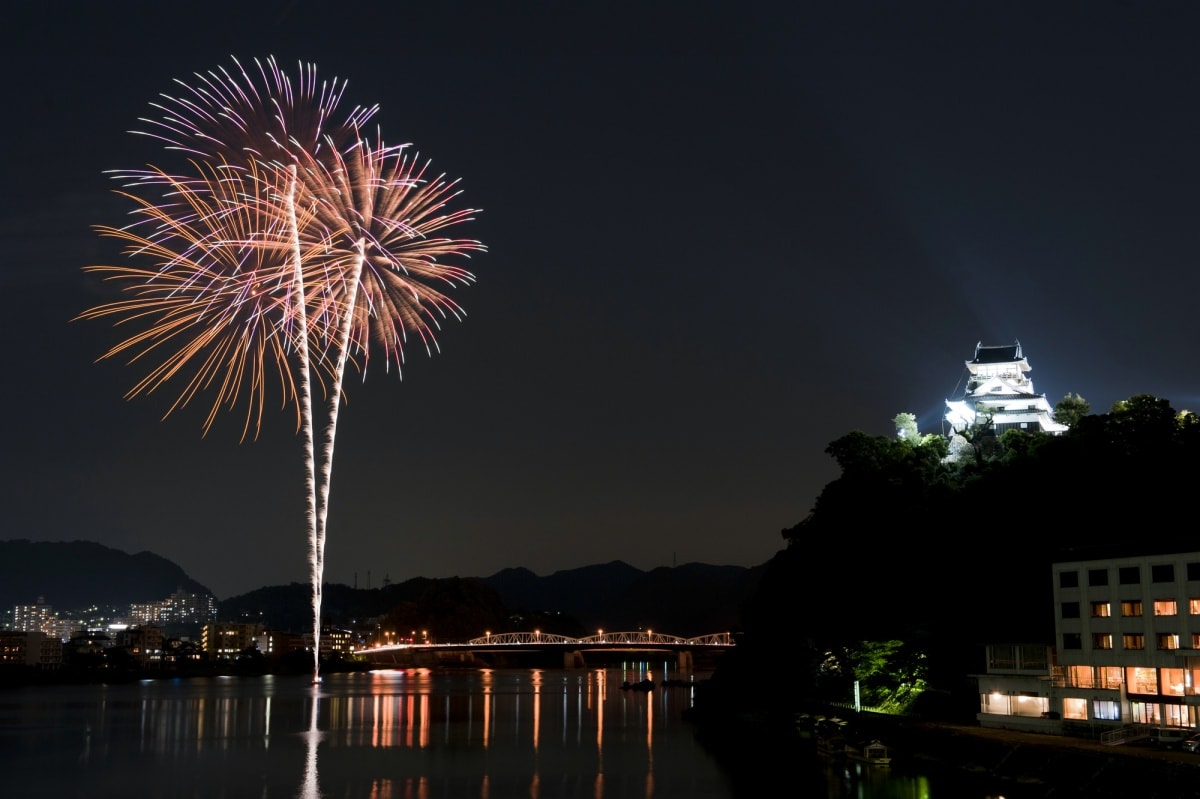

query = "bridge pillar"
[
  {"left": 678, "top": 650, "right": 694, "bottom": 674},
  {"left": 564, "top": 650, "right": 585, "bottom": 669}
]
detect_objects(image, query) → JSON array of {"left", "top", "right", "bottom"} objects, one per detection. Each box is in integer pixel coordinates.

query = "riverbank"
[
  {"left": 887, "top": 718, "right": 1200, "bottom": 799},
  {"left": 687, "top": 702, "right": 1200, "bottom": 799}
]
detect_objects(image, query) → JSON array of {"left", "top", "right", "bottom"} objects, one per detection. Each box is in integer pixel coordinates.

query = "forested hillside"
[{"left": 719, "top": 394, "right": 1200, "bottom": 716}]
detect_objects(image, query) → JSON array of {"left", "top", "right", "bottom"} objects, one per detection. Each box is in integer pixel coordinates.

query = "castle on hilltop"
[{"left": 944, "top": 340, "right": 1067, "bottom": 436}]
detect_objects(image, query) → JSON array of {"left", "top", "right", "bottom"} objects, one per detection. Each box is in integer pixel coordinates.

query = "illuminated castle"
[{"left": 945, "top": 340, "right": 1067, "bottom": 436}]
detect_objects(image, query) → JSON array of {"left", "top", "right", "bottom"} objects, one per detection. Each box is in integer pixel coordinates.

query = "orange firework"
[
  {"left": 78, "top": 56, "right": 485, "bottom": 683},
  {"left": 77, "top": 158, "right": 336, "bottom": 439}
]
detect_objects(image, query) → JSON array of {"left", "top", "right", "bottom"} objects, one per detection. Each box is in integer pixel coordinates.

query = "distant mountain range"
[
  {"left": 0, "top": 540, "right": 766, "bottom": 637},
  {"left": 0, "top": 539, "right": 213, "bottom": 611}
]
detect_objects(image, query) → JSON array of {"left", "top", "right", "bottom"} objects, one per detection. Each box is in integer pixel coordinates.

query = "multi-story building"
[
  {"left": 976, "top": 643, "right": 1060, "bottom": 732},
  {"left": 945, "top": 341, "right": 1068, "bottom": 436},
  {"left": 1053, "top": 550, "right": 1200, "bottom": 732},
  {"left": 132, "top": 590, "right": 217, "bottom": 626},
  {"left": 12, "top": 597, "right": 55, "bottom": 634},
  {"left": 978, "top": 549, "right": 1200, "bottom": 739},
  {"left": 254, "top": 629, "right": 306, "bottom": 657},
  {"left": 112, "top": 625, "right": 165, "bottom": 667},
  {"left": 0, "top": 630, "right": 63, "bottom": 668},
  {"left": 202, "top": 622, "right": 264, "bottom": 660}
]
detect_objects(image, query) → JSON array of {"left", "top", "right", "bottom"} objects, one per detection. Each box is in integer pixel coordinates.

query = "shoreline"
[{"left": 688, "top": 704, "right": 1200, "bottom": 799}]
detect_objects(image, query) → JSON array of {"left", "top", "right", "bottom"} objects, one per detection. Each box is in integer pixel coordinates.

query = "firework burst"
[{"left": 78, "top": 57, "right": 485, "bottom": 682}]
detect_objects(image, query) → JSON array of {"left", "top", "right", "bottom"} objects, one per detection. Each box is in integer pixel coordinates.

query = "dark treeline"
[{"left": 699, "top": 393, "right": 1200, "bottom": 723}]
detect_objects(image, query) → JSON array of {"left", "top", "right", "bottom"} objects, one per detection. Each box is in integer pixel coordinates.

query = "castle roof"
[{"left": 970, "top": 340, "right": 1025, "bottom": 365}]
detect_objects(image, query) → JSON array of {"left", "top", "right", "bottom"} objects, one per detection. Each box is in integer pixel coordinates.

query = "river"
[{"left": 0, "top": 664, "right": 1008, "bottom": 798}]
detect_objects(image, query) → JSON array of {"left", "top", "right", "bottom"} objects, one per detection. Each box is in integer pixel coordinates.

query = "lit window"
[
  {"left": 1063, "top": 697, "right": 1089, "bottom": 720},
  {"left": 1123, "top": 634, "right": 1145, "bottom": 651},
  {"left": 1091, "top": 602, "right": 1111, "bottom": 617},
  {"left": 1155, "top": 599, "right": 1178, "bottom": 616},
  {"left": 1162, "top": 668, "right": 1186, "bottom": 696},
  {"left": 1158, "top": 634, "right": 1181, "bottom": 650},
  {"left": 1121, "top": 600, "right": 1144, "bottom": 617},
  {"left": 1068, "top": 665, "right": 1095, "bottom": 688},
  {"left": 1127, "top": 666, "right": 1158, "bottom": 693},
  {"left": 1189, "top": 599, "right": 1200, "bottom": 615},
  {"left": 1094, "top": 700, "right": 1120, "bottom": 720},
  {"left": 1093, "top": 633, "right": 1113, "bottom": 650}
]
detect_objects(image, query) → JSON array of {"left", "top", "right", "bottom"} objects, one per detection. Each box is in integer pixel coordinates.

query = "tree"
[
  {"left": 893, "top": 412, "right": 920, "bottom": 443},
  {"left": 1054, "top": 393, "right": 1090, "bottom": 428}
]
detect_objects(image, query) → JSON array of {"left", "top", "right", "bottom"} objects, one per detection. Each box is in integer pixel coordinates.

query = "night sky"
[{"left": 4, "top": 3, "right": 1199, "bottom": 600}]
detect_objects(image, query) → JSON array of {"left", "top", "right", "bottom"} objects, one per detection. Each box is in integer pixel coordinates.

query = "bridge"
[{"left": 356, "top": 630, "right": 735, "bottom": 671}]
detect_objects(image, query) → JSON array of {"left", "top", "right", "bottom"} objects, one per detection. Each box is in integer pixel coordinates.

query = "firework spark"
[
  {"left": 79, "top": 57, "right": 485, "bottom": 682},
  {"left": 77, "top": 158, "right": 332, "bottom": 439}
]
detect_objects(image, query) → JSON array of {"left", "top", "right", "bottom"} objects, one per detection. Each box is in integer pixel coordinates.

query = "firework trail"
[
  {"left": 293, "top": 132, "right": 484, "bottom": 617},
  {"left": 79, "top": 57, "right": 484, "bottom": 682}
]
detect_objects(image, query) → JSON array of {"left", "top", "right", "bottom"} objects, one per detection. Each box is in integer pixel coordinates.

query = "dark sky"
[{"left": 4, "top": 2, "right": 1199, "bottom": 600}]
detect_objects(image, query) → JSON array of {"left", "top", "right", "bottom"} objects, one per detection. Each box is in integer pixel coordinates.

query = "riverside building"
[{"left": 977, "top": 549, "right": 1200, "bottom": 739}]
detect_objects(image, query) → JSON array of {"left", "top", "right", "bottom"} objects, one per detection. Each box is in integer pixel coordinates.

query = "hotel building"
[{"left": 978, "top": 549, "right": 1200, "bottom": 739}]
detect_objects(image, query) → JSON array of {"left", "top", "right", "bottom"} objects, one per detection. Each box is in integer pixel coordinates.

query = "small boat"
[{"left": 845, "top": 739, "right": 891, "bottom": 767}]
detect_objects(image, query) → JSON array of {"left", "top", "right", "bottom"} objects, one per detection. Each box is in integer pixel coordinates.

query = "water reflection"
[
  {"left": 312, "top": 665, "right": 688, "bottom": 799},
  {"left": 0, "top": 665, "right": 978, "bottom": 798},
  {"left": 299, "top": 683, "right": 321, "bottom": 799}
]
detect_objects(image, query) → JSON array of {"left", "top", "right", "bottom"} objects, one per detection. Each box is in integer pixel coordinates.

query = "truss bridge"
[{"left": 357, "top": 630, "right": 735, "bottom": 671}]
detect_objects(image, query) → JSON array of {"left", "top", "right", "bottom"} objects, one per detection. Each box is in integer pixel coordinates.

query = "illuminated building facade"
[
  {"left": 132, "top": 590, "right": 217, "bottom": 626},
  {"left": 12, "top": 597, "right": 54, "bottom": 633},
  {"left": 945, "top": 341, "right": 1068, "bottom": 436},
  {"left": 1053, "top": 551, "right": 1200, "bottom": 732},
  {"left": 978, "top": 550, "right": 1200, "bottom": 737},
  {"left": 202, "top": 622, "right": 264, "bottom": 660}
]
